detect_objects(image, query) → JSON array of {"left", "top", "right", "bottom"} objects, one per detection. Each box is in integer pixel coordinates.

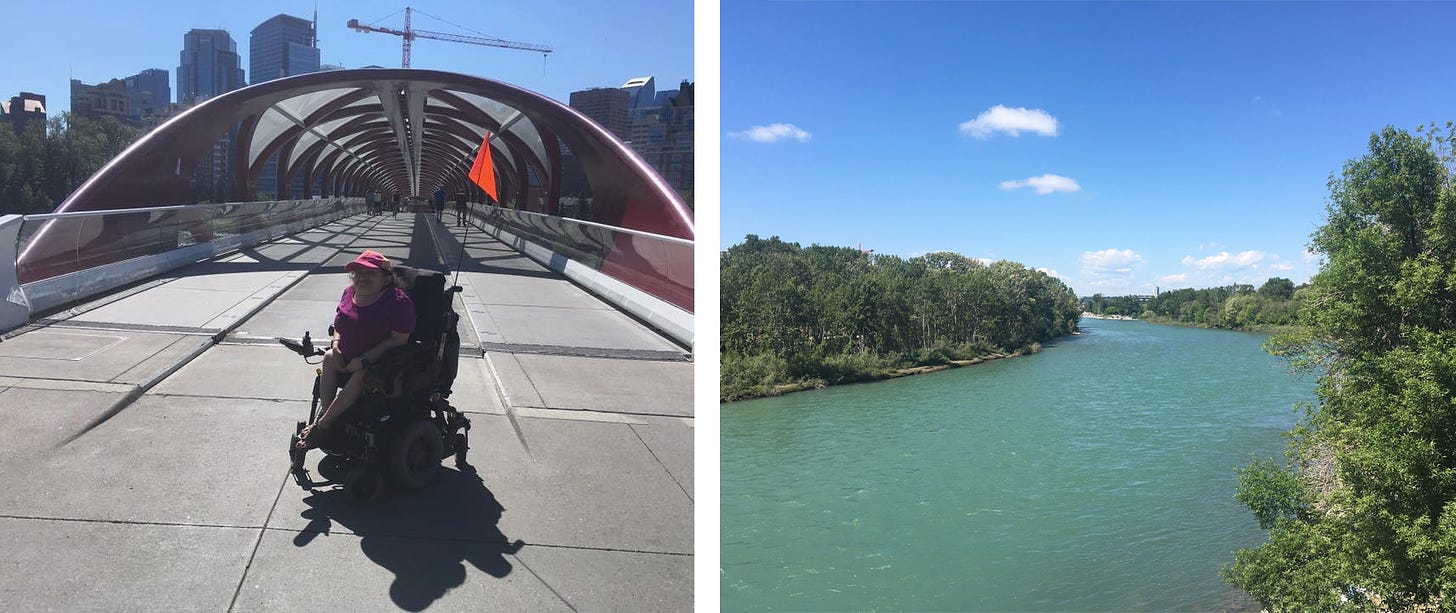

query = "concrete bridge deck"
[{"left": 0, "top": 212, "right": 693, "bottom": 611}]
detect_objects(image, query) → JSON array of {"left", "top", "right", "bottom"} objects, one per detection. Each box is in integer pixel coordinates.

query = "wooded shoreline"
[{"left": 721, "top": 346, "right": 1038, "bottom": 403}]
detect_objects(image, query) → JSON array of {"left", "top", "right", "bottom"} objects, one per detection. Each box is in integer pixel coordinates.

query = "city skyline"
[{"left": 6, "top": 1, "right": 691, "bottom": 114}]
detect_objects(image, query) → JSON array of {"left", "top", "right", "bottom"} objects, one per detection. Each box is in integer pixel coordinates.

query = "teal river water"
[{"left": 721, "top": 318, "right": 1318, "bottom": 612}]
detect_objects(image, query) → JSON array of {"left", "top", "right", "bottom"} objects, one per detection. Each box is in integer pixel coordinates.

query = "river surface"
[{"left": 720, "top": 318, "right": 1317, "bottom": 611}]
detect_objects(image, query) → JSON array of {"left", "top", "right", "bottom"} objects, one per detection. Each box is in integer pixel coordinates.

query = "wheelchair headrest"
[{"left": 392, "top": 265, "right": 454, "bottom": 342}]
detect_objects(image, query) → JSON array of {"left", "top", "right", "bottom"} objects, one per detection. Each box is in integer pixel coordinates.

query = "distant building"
[
  {"left": 70, "top": 79, "right": 133, "bottom": 124},
  {"left": 620, "top": 76, "right": 655, "bottom": 110},
  {"left": 142, "top": 102, "right": 192, "bottom": 132},
  {"left": 72, "top": 70, "right": 171, "bottom": 128},
  {"left": 250, "top": 14, "right": 320, "bottom": 85},
  {"left": 320, "top": 63, "right": 345, "bottom": 71},
  {"left": 623, "top": 79, "right": 693, "bottom": 195},
  {"left": 1, "top": 92, "right": 46, "bottom": 134},
  {"left": 559, "top": 142, "right": 590, "bottom": 199},
  {"left": 566, "top": 76, "right": 693, "bottom": 197},
  {"left": 250, "top": 13, "right": 321, "bottom": 198},
  {"left": 178, "top": 29, "right": 246, "bottom": 104},
  {"left": 124, "top": 68, "right": 170, "bottom": 122},
  {"left": 568, "top": 87, "right": 630, "bottom": 140},
  {"left": 178, "top": 28, "right": 245, "bottom": 202}
]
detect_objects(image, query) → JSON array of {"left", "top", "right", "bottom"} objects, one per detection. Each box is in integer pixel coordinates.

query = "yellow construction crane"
[{"left": 347, "top": 6, "right": 552, "bottom": 68}]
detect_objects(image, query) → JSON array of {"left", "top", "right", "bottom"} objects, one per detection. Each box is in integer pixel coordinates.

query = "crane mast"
[{"left": 346, "top": 6, "right": 552, "bottom": 68}]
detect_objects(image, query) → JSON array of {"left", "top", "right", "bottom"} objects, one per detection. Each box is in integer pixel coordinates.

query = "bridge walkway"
[{"left": 0, "top": 212, "right": 693, "bottom": 610}]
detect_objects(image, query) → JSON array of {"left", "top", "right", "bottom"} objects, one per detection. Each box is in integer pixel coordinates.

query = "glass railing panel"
[
  {"left": 474, "top": 205, "right": 693, "bottom": 311},
  {"left": 15, "top": 198, "right": 359, "bottom": 283}
]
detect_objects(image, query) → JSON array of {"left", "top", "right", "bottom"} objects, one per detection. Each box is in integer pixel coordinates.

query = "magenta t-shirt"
[{"left": 334, "top": 286, "right": 416, "bottom": 359}]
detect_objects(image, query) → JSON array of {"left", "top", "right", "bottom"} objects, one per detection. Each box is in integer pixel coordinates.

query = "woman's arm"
[{"left": 347, "top": 330, "right": 411, "bottom": 372}]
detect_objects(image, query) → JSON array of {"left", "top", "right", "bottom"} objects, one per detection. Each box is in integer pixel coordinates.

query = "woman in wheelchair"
[{"left": 297, "top": 250, "right": 416, "bottom": 449}]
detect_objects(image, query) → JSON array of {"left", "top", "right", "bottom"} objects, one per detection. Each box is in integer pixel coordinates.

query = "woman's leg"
[
  {"left": 319, "top": 348, "right": 342, "bottom": 410},
  {"left": 323, "top": 368, "right": 367, "bottom": 426}
]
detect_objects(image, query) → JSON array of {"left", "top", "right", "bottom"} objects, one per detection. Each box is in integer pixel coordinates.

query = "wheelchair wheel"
[
  {"left": 390, "top": 420, "right": 443, "bottom": 489},
  {"left": 317, "top": 454, "right": 349, "bottom": 480},
  {"left": 343, "top": 466, "right": 384, "bottom": 506}
]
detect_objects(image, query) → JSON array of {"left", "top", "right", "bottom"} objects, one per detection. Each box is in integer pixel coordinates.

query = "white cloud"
[
  {"left": 999, "top": 174, "right": 1082, "bottom": 195},
  {"left": 1158, "top": 273, "right": 1190, "bottom": 284},
  {"left": 727, "top": 123, "right": 812, "bottom": 143},
  {"left": 1269, "top": 262, "right": 1294, "bottom": 272},
  {"left": 1198, "top": 242, "right": 1222, "bottom": 251},
  {"left": 959, "top": 105, "right": 1060, "bottom": 139},
  {"left": 975, "top": 257, "right": 995, "bottom": 266},
  {"left": 1081, "top": 248, "right": 1145, "bottom": 275},
  {"left": 1181, "top": 250, "right": 1266, "bottom": 270},
  {"left": 1037, "top": 267, "right": 1069, "bottom": 282}
]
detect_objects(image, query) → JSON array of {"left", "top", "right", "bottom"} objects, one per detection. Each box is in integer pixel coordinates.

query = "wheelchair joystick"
[{"left": 277, "top": 331, "right": 326, "bottom": 358}]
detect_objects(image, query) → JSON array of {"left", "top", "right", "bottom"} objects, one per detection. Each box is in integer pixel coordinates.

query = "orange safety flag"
[{"left": 467, "top": 132, "right": 498, "bottom": 203}]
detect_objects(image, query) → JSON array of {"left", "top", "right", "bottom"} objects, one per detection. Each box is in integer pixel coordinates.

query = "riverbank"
[
  {"left": 1081, "top": 311, "right": 1139, "bottom": 321},
  {"left": 721, "top": 346, "right": 1035, "bottom": 403},
  {"left": 1082, "top": 311, "right": 1306, "bottom": 335},
  {"left": 1137, "top": 315, "right": 1307, "bottom": 335}
]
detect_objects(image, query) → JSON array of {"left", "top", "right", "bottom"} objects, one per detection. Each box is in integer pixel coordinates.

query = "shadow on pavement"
[
  {"left": 430, "top": 220, "right": 562, "bottom": 281},
  {"left": 292, "top": 463, "right": 527, "bottom": 611},
  {"left": 407, "top": 215, "right": 448, "bottom": 272}
]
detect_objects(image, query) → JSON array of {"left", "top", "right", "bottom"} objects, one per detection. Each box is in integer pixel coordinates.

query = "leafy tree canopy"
[{"left": 1226, "top": 124, "right": 1456, "bottom": 610}]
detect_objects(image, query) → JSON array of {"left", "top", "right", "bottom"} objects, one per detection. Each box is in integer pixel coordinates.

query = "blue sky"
[
  {"left": 722, "top": 1, "right": 1456, "bottom": 296},
  {"left": 3, "top": 0, "right": 691, "bottom": 113}
]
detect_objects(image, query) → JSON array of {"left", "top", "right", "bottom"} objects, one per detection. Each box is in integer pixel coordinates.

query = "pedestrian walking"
[
  {"left": 432, "top": 187, "right": 446, "bottom": 221},
  {"left": 454, "top": 192, "right": 469, "bottom": 226}
]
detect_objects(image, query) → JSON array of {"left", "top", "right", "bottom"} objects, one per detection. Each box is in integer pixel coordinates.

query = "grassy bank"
[
  {"left": 721, "top": 344, "right": 1039, "bottom": 403},
  {"left": 1136, "top": 315, "right": 1308, "bottom": 335}
]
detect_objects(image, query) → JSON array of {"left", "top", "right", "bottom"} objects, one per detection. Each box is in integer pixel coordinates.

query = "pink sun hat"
[{"left": 345, "top": 250, "right": 390, "bottom": 271}]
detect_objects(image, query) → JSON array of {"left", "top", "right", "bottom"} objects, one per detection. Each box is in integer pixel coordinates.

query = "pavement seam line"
[
  {"left": 478, "top": 351, "right": 512, "bottom": 411},
  {"left": 0, "top": 513, "right": 692, "bottom": 556},
  {"left": 0, "top": 513, "right": 262, "bottom": 531},
  {"left": 509, "top": 553, "right": 580, "bottom": 612},
  {"left": 629, "top": 422, "right": 693, "bottom": 503},
  {"left": 509, "top": 404, "right": 692, "bottom": 420},
  {"left": 227, "top": 472, "right": 291, "bottom": 613},
  {"left": 255, "top": 523, "right": 690, "bottom": 556}
]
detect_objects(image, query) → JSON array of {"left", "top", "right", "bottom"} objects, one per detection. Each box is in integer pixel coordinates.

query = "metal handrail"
[
  {"left": 21, "top": 198, "right": 342, "bottom": 222},
  {"left": 487, "top": 205, "right": 694, "bottom": 246}
]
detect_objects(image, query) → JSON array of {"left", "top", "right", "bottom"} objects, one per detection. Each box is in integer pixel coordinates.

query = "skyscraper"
[
  {"left": 250, "top": 14, "right": 320, "bottom": 85},
  {"left": 177, "top": 29, "right": 245, "bottom": 103},
  {"left": 124, "top": 69, "right": 170, "bottom": 121},
  {"left": 620, "top": 76, "right": 656, "bottom": 110},
  {"left": 178, "top": 29, "right": 244, "bottom": 202},
  {"left": 569, "top": 87, "right": 630, "bottom": 140},
  {"left": 250, "top": 14, "right": 321, "bottom": 198}
]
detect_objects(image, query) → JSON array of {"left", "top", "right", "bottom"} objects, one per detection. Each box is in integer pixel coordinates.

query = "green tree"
[
  {"left": 1259, "top": 277, "right": 1296, "bottom": 300},
  {"left": 721, "top": 236, "right": 1081, "bottom": 400},
  {"left": 0, "top": 113, "right": 140, "bottom": 215},
  {"left": 1226, "top": 126, "right": 1456, "bottom": 610}
]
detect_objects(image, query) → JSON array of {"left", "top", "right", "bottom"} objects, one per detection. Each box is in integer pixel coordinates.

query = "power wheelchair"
[{"left": 278, "top": 265, "right": 471, "bottom": 505}]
